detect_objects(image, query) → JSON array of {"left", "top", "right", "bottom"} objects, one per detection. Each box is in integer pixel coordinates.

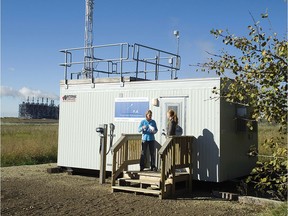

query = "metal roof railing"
[{"left": 59, "top": 42, "right": 180, "bottom": 82}]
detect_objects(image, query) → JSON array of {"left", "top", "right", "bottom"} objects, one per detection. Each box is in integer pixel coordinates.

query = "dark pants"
[{"left": 140, "top": 140, "right": 155, "bottom": 170}]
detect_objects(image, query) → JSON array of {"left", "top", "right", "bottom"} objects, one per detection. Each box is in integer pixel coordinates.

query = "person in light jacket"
[{"left": 138, "top": 110, "right": 158, "bottom": 171}]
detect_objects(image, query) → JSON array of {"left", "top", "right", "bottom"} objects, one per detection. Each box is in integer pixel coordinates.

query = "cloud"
[
  {"left": 0, "top": 86, "right": 59, "bottom": 100},
  {"left": 0, "top": 86, "right": 21, "bottom": 98}
]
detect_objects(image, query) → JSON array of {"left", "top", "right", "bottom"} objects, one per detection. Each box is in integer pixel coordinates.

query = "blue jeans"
[{"left": 140, "top": 140, "right": 155, "bottom": 170}]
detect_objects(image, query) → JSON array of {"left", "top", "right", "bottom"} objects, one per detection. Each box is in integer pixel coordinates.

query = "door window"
[{"left": 160, "top": 97, "right": 187, "bottom": 142}]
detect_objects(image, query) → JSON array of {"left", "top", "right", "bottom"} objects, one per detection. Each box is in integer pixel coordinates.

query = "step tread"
[
  {"left": 126, "top": 170, "right": 190, "bottom": 177},
  {"left": 112, "top": 186, "right": 161, "bottom": 195},
  {"left": 126, "top": 170, "right": 161, "bottom": 177},
  {"left": 119, "top": 178, "right": 160, "bottom": 186}
]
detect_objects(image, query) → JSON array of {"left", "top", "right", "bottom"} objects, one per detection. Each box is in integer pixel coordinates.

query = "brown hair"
[
  {"left": 146, "top": 110, "right": 152, "bottom": 119},
  {"left": 167, "top": 109, "right": 178, "bottom": 124}
]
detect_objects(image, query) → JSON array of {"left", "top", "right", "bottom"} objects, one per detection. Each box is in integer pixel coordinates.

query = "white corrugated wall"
[{"left": 58, "top": 78, "right": 227, "bottom": 181}]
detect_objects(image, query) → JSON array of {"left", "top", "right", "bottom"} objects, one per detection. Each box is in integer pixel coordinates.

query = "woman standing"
[
  {"left": 138, "top": 110, "right": 158, "bottom": 171},
  {"left": 166, "top": 109, "right": 178, "bottom": 136}
]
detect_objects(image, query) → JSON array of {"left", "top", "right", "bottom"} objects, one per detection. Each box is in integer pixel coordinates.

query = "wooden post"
[
  {"left": 124, "top": 140, "right": 129, "bottom": 171},
  {"left": 160, "top": 155, "right": 166, "bottom": 199},
  {"left": 99, "top": 124, "right": 108, "bottom": 184},
  {"left": 172, "top": 141, "right": 176, "bottom": 195}
]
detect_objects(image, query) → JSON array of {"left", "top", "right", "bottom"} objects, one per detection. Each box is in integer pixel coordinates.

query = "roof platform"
[{"left": 59, "top": 42, "right": 180, "bottom": 82}]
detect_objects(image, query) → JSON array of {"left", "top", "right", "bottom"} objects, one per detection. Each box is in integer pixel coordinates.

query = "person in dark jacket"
[
  {"left": 138, "top": 110, "right": 158, "bottom": 171},
  {"left": 166, "top": 109, "right": 178, "bottom": 136}
]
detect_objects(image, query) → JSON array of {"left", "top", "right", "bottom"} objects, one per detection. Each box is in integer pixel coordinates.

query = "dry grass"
[
  {"left": 259, "top": 203, "right": 288, "bottom": 216},
  {"left": 1, "top": 118, "right": 285, "bottom": 167},
  {"left": 257, "top": 121, "right": 287, "bottom": 157},
  {"left": 1, "top": 118, "right": 58, "bottom": 167}
]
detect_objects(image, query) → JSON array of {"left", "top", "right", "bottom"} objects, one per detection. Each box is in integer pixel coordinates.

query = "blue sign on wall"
[{"left": 115, "top": 98, "right": 149, "bottom": 122}]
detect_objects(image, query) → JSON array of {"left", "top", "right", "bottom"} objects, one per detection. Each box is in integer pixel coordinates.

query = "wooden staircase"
[
  {"left": 111, "top": 134, "right": 195, "bottom": 199},
  {"left": 112, "top": 170, "right": 162, "bottom": 197},
  {"left": 112, "top": 169, "right": 190, "bottom": 199}
]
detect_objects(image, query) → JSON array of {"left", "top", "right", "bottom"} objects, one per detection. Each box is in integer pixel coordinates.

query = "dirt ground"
[{"left": 1, "top": 164, "right": 264, "bottom": 216}]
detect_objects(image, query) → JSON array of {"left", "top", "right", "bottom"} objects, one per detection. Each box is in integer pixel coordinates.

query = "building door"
[{"left": 159, "top": 96, "right": 187, "bottom": 144}]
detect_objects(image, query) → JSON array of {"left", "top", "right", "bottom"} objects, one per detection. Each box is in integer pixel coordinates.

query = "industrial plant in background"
[{"left": 18, "top": 97, "right": 59, "bottom": 119}]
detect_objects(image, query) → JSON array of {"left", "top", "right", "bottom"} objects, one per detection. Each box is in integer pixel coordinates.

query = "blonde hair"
[{"left": 167, "top": 109, "right": 178, "bottom": 124}]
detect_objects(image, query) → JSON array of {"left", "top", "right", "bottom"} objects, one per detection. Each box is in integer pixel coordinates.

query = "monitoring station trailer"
[{"left": 57, "top": 43, "right": 258, "bottom": 182}]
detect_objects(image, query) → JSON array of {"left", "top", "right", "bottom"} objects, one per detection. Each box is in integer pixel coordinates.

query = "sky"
[{"left": 1, "top": 0, "right": 287, "bottom": 117}]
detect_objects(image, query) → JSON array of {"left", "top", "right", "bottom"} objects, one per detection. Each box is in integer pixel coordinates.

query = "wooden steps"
[
  {"left": 112, "top": 170, "right": 164, "bottom": 198},
  {"left": 110, "top": 135, "right": 194, "bottom": 199},
  {"left": 112, "top": 170, "right": 190, "bottom": 199}
]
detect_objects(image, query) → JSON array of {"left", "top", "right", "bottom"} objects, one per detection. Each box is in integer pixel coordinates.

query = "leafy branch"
[{"left": 197, "top": 13, "right": 287, "bottom": 200}]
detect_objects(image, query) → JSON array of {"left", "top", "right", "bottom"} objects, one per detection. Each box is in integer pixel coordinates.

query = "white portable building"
[{"left": 57, "top": 77, "right": 258, "bottom": 182}]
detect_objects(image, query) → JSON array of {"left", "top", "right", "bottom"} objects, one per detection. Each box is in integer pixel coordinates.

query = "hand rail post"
[
  {"left": 124, "top": 139, "right": 129, "bottom": 171},
  {"left": 160, "top": 154, "right": 166, "bottom": 199},
  {"left": 172, "top": 139, "right": 176, "bottom": 195}
]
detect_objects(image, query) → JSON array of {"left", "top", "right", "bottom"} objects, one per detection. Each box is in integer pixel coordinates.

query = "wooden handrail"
[
  {"left": 159, "top": 136, "right": 194, "bottom": 197},
  {"left": 111, "top": 134, "right": 142, "bottom": 186}
]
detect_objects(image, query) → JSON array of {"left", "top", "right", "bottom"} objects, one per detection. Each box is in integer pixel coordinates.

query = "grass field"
[
  {"left": 257, "top": 121, "right": 287, "bottom": 159},
  {"left": 1, "top": 118, "right": 58, "bottom": 167},
  {"left": 1, "top": 118, "right": 286, "bottom": 167}
]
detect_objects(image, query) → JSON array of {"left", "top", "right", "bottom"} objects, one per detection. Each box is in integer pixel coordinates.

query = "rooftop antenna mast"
[{"left": 83, "top": 0, "right": 94, "bottom": 78}]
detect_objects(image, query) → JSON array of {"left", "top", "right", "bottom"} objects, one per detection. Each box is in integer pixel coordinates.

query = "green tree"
[{"left": 198, "top": 14, "right": 287, "bottom": 200}]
